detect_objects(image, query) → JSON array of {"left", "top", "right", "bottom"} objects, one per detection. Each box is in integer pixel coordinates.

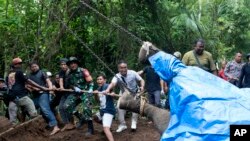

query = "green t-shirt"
[{"left": 182, "top": 50, "right": 216, "bottom": 71}]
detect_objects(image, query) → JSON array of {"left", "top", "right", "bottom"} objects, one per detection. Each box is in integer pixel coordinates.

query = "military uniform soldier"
[{"left": 62, "top": 57, "right": 94, "bottom": 135}]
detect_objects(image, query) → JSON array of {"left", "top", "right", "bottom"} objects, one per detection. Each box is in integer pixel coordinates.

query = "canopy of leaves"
[{"left": 0, "top": 0, "right": 250, "bottom": 79}]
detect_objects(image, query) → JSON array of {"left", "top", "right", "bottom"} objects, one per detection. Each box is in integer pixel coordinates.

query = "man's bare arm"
[{"left": 26, "top": 79, "right": 47, "bottom": 91}]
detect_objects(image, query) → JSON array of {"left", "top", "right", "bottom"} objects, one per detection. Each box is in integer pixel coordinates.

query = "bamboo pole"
[{"left": 0, "top": 115, "right": 42, "bottom": 137}]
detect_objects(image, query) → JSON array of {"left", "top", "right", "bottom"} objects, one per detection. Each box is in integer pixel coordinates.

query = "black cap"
[
  {"left": 247, "top": 53, "right": 250, "bottom": 59},
  {"left": 59, "top": 58, "right": 68, "bottom": 64},
  {"left": 0, "top": 78, "right": 5, "bottom": 82}
]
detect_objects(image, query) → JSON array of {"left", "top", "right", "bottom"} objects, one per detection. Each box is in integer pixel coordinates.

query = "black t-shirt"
[
  {"left": 52, "top": 80, "right": 60, "bottom": 88},
  {"left": 143, "top": 66, "right": 161, "bottom": 92},
  {"left": 239, "top": 63, "right": 250, "bottom": 88},
  {"left": 59, "top": 70, "right": 69, "bottom": 88},
  {"left": 8, "top": 70, "right": 28, "bottom": 98}
]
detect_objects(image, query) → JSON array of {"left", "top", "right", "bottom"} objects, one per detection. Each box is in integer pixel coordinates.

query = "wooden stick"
[{"left": 0, "top": 115, "right": 42, "bottom": 137}]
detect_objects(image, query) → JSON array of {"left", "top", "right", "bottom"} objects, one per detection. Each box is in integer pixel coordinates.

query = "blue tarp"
[{"left": 149, "top": 51, "right": 250, "bottom": 141}]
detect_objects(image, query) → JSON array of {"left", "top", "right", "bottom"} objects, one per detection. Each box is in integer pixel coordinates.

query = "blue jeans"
[
  {"left": 147, "top": 90, "right": 161, "bottom": 107},
  {"left": 33, "top": 93, "right": 57, "bottom": 127}
]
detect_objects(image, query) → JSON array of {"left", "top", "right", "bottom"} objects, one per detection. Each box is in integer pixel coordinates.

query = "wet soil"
[{"left": 0, "top": 116, "right": 160, "bottom": 141}]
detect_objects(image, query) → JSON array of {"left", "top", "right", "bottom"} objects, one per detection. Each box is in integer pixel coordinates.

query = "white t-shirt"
[{"left": 112, "top": 70, "right": 142, "bottom": 94}]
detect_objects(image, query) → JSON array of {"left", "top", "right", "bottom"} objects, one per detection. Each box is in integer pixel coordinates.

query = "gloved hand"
[
  {"left": 88, "top": 89, "right": 93, "bottom": 94},
  {"left": 86, "top": 89, "right": 92, "bottom": 97},
  {"left": 74, "top": 87, "right": 81, "bottom": 93}
]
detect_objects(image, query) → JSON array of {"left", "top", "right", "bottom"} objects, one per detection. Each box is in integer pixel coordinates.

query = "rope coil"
[{"left": 140, "top": 96, "right": 147, "bottom": 116}]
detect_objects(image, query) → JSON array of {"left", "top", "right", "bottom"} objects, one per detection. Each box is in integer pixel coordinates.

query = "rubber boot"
[
  {"left": 85, "top": 120, "right": 94, "bottom": 136},
  {"left": 73, "top": 111, "right": 86, "bottom": 129}
]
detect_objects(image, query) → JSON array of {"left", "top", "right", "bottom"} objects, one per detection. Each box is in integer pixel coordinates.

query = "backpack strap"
[
  {"left": 193, "top": 50, "right": 203, "bottom": 68},
  {"left": 193, "top": 50, "right": 211, "bottom": 72}
]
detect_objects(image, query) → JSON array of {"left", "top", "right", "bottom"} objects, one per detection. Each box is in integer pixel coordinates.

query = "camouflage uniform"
[{"left": 64, "top": 67, "right": 94, "bottom": 121}]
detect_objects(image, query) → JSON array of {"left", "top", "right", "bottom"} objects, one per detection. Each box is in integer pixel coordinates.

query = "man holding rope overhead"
[{"left": 61, "top": 57, "right": 95, "bottom": 136}]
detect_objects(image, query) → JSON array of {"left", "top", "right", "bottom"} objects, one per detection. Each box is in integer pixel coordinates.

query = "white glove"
[
  {"left": 74, "top": 87, "right": 81, "bottom": 93},
  {"left": 88, "top": 89, "right": 93, "bottom": 94}
]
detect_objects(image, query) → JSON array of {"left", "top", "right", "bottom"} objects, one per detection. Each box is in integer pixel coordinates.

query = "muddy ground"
[{"left": 0, "top": 116, "right": 160, "bottom": 141}]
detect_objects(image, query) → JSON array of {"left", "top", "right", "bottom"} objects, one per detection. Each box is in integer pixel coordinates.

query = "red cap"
[{"left": 12, "top": 58, "right": 22, "bottom": 65}]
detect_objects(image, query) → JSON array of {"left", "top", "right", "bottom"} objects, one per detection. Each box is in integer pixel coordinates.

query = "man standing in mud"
[
  {"left": 27, "top": 62, "right": 60, "bottom": 135},
  {"left": 56, "top": 58, "right": 76, "bottom": 131},
  {"left": 105, "top": 60, "right": 145, "bottom": 132},
  {"left": 62, "top": 57, "right": 95, "bottom": 136},
  {"left": 93, "top": 73, "right": 116, "bottom": 141},
  {"left": 6, "top": 58, "right": 48, "bottom": 124}
]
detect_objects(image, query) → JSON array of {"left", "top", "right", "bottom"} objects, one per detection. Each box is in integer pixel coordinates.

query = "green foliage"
[{"left": 0, "top": 0, "right": 250, "bottom": 78}]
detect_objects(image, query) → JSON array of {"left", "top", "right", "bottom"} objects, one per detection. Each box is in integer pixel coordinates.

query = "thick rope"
[
  {"left": 79, "top": 0, "right": 143, "bottom": 45},
  {"left": 140, "top": 96, "right": 147, "bottom": 116},
  {"left": 40, "top": 0, "right": 133, "bottom": 93}
]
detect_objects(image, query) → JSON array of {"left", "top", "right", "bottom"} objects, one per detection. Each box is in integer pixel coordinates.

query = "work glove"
[
  {"left": 74, "top": 87, "right": 81, "bottom": 93},
  {"left": 88, "top": 89, "right": 93, "bottom": 94},
  {"left": 87, "top": 89, "right": 93, "bottom": 97}
]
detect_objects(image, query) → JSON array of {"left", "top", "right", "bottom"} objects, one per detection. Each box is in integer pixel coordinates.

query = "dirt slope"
[{"left": 0, "top": 116, "right": 160, "bottom": 141}]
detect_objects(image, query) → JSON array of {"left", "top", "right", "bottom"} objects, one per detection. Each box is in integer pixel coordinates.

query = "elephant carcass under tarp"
[{"left": 149, "top": 51, "right": 250, "bottom": 141}]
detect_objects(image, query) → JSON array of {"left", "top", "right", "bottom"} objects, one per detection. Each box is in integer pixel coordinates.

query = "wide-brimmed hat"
[{"left": 67, "top": 57, "right": 80, "bottom": 66}]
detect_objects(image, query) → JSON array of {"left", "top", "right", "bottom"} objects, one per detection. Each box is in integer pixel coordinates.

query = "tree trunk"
[{"left": 4, "top": 0, "right": 10, "bottom": 78}]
